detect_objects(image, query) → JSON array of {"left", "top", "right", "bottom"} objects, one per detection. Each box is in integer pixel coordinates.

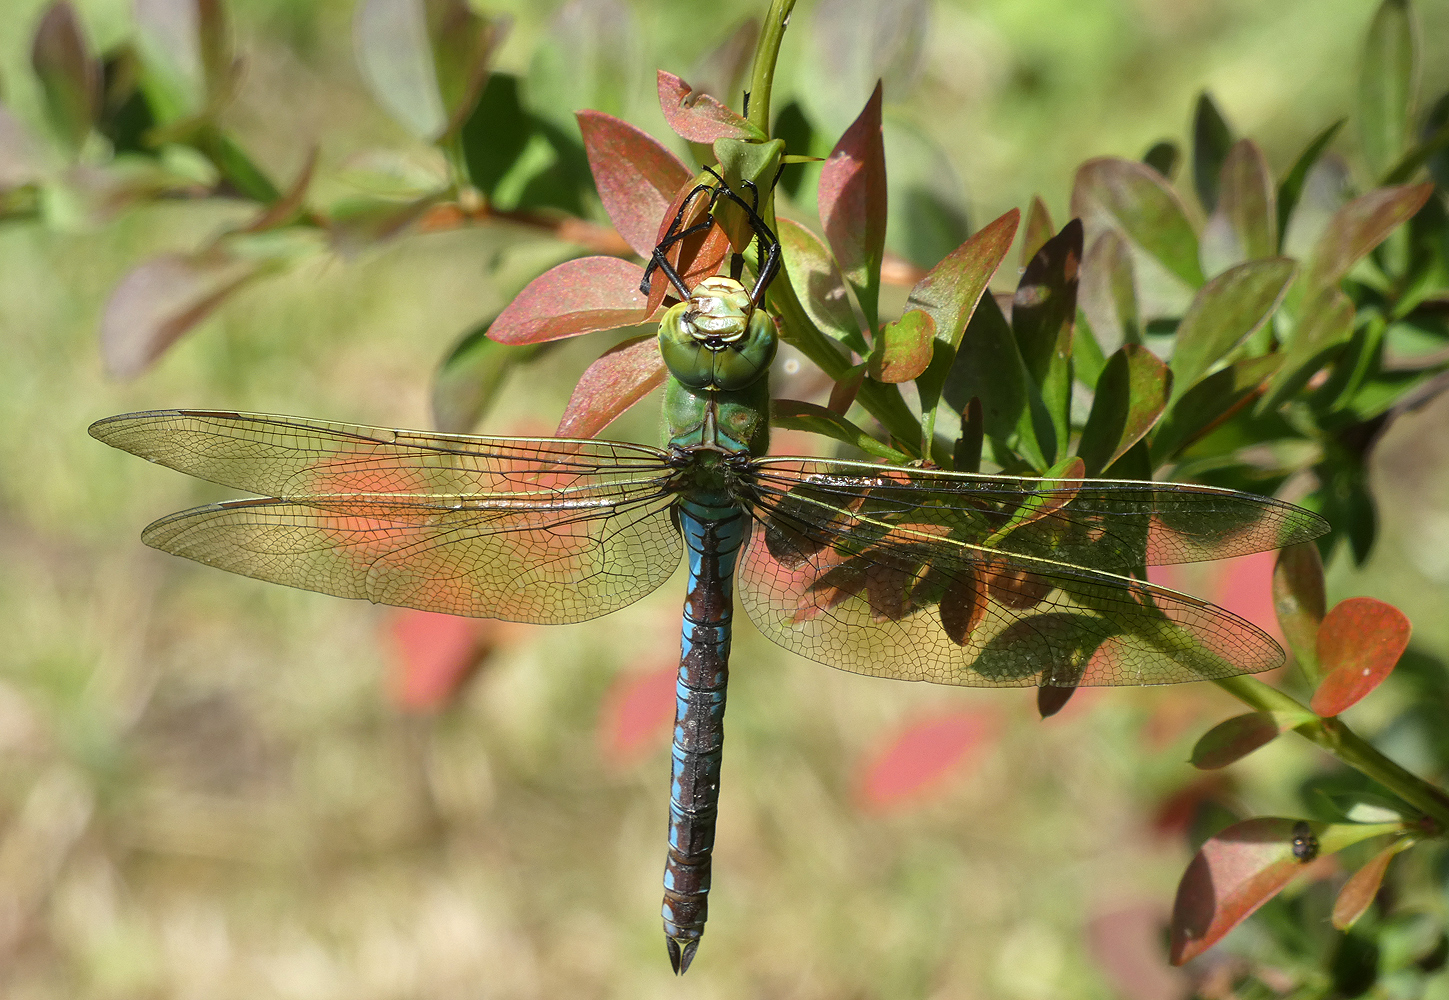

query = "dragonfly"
[{"left": 90, "top": 170, "right": 1328, "bottom": 975}]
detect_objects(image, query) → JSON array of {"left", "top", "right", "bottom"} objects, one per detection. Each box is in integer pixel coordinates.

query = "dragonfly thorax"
[{"left": 659, "top": 275, "right": 778, "bottom": 392}]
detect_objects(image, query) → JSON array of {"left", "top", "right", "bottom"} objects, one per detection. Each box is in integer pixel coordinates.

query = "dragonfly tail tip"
[{"left": 666, "top": 936, "right": 698, "bottom": 974}]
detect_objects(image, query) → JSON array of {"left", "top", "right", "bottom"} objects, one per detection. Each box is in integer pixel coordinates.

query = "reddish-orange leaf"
[
  {"left": 827, "top": 367, "right": 865, "bottom": 414},
  {"left": 818, "top": 82, "right": 887, "bottom": 328},
  {"left": 555, "top": 334, "right": 666, "bottom": 439},
  {"left": 1332, "top": 838, "right": 1411, "bottom": 930},
  {"left": 388, "top": 609, "right": 492, "bottom": 712},
  {"left": 1190, "top": 712, "right": 1287, "bottom": 769},
  {"left": 643, "top": 179, "right": 733, "bottom": 314},
  {"left": 489, "top": 256, "right": 650, "bottom": 345},
  {"left": 905, "top": 209, "right": 1019, "bottom": 350},
  {"left": 867, "top": 309, "right": 935, "bottom": 383},
  {"left": 577, "top": 111, "right": 692, "bottom": 258},
  {"left": 856, "top": 711, "right": 997, "bottom": 812},
  {"left": 655, "top": 70, "right": 761, "bottom": 143},
  {"left": 1309, "top": 597, "right": 1412, "bottom": 716},
  {"left": 1171, "top": 818, "right": 1329, "bottom": 964},
  {"left": 1273, "top": 543, "right": 1326, "bottom": 678},
  {"left": 598, "top": 663, "right": 677, "bottom": 766}
]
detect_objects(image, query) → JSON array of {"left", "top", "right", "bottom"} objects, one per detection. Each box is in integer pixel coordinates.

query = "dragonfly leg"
[{"left": 640, "top": 183, "right": 727, "bottom": 299}]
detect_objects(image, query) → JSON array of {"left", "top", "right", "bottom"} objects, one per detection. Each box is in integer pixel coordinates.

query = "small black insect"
[{"left": 1291, "top": 821, "right": 1320, "bottom": 862}]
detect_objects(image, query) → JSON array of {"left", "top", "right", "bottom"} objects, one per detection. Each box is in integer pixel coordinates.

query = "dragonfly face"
[{"left": 87, "top": 165, "right": 1330, "bottom": 976}]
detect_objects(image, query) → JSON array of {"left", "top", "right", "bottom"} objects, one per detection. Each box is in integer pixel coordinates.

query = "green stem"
[
  {"left": 1214, "top": 674, "right": 1449, "bottom": 831},
  {"left": 747, "top": 0, "right": 795, "bottom": 132}
]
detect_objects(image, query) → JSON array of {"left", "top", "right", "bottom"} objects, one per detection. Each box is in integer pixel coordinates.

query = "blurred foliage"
[{"left": 3, "top": 0, "right": 1449, "bottom": 996}]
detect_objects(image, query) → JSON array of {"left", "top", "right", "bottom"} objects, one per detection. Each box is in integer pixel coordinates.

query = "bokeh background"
[{"left": 2, "top": 0, "right": 1449, "bottom": 997}]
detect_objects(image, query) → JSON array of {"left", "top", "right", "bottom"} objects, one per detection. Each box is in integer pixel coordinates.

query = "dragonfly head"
[{"left": 659, "top": 275, "right": 778, "bottom": 392}]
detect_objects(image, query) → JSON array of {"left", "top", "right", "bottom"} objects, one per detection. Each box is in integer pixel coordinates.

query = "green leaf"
[
  {"left": 1078, "top": 229, "right": 1139, "bottom": 356},
  {"left": 429, "top": 1, "right": 506, "bottom": 138},
  {"left": 868, "top": 309, "right": 934, "bottom": 383},
  {"left": 1200, "top": 140, "right": 1276, "bottom": 278},
  {"left": 1013, "top": 219, "right": 1082, "bottom": 460},
  {"left": 1169, "top": 258, "right": 1296, "bottom": 401},
  {"left": 1150, "top": 354, "right": 1282, "bottom": 463},
  {"left": 1276, "top": 120, "right": 1346, "bottom": 249},
  {"left": 199, "top": 127, "right": 281, "bottom": 203},
  {"left": 354, "top": 0, "right": 446, "bottom": 139},
  {"left": 1021, "top": 195, "right": 1054, "bottom": 268},
  {"left": 1273, "top": 543, "right": 1326, "bottom": 681},
  {"left": 818, "top": 82, "right": 886, "bottom": 333},
  {"left": 31, "top": 2, "right": 99, "bottom": 154},
  {"left": 1256, "top": 287, "right": 1355, "bottom": 414},
  {"left": 1077, "top": 345, "right": 1171, "bottom": 476},
  {"left": 1357, "top": 0, "right": 1418, "bottom": 179},
  {"left": 1282, "top": 154, "right": 1351, "bottom": 262},
  {"left": 954, "top": 396, "right": 983, "bottom": 473},
  {"left": 1425, "top": 92, "right": 1449, "bottom": 190},
  {"left": 460, "top": 73, "right": 591, "bottom": 216},
  {"left": 778, "top": 217, "right": 868, "bottom": 355},
  {"left": 942, "top": 293, "right": 1047, "bottom": 471},
  {"left": 906, "top": 209, "right": 1019, "bottom": 351},
  {"left": 431, "top": 321, "right": 545, "bottom": 433},
  {"left": 524, "top": 0, "right": 641, "bottom": 136},
  {"left": 134, "top": 0, "right": 208, "bottom": 123},
  {"left": 1192, "top": 91, "right": 1234, "bottom": 213},
  {"left": 1143, "top": 140, "right": 1179, "bottom": 180},
  {"left": 1072, "top": 157, "right": 1204, "bottom": 296},
  {"left": 1302, "top": 183, "right": 1435, "bottom": 295},
  {"left": 769, "top": 399, "right": 913, "bottom": 463}
]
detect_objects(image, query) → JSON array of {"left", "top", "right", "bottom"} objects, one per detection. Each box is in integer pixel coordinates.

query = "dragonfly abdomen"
[{"left": 663, "top": 501, "right": 747, "bottom": 974}]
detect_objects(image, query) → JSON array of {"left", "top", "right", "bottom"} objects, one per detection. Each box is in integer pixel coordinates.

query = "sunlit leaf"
[
  {"left": 1276, "top": 120, "right": 1345, "bottom": 248},
  {"left": 1333, "top": 838, "right": 1413, "bottom": 930},
  {"left": 655, "top": 69, "right": 760, "bottom": 143},
  {"left": 1013, "top": 220, "right": 1081, "bottom": 458},
  {"left": 1256, "top": 287, "right": 1355, "bottom": 414},
  {"left": 1309, "top": 597, "right": 1412, "bottom": 716},
  {"left": 389, "top": 608, "right": 493, "bottom": 712},
  {"left": 1357, "top": 0, "right": 1417, "bottom": 178},
  {"left": 819, "top": 83, "right": 886, "bottom": 332},
  {"left": 1077, "top": 345, "right": 1171, "bottom": 476},
  {"left": 577, "top": 111, "right": 691, "bottom": 257},
  {"left": 1021, "top": 195, "right": 1055, "bottom": 268},
  {"left": 555, "top": 334, "right": 665, "bottom": 439},
  {"left": 490, "top": 256, "right": 649, "bottom": 345},
  {"left": 1071, "top": 157, "right": 1204, "bottom": 291},
  {"left": 1170, "top": 818, "right": 1402, "bottom": 965},
  {"left": 1273, "top": 543, "right": 1327, "bottom": 680},
  {"left": 1200, "top": 140, "right": 1276, "bottom": 277},
  {"left": 1190, "top": 712, "right": 1311, "bottom": 769},
  {"left": 1302, "top": 183, "right": 1434, "bottom": 295},
  {"left": 1169, "top": 258, "right": 1296, "bottom": 401},
  {"left": 868, "top": 309, "right": 934, "bottom": 383},
  {"left": 101, "top": 250, "right": 264, "bottom": 378},
  {"left": 769, "top": 399, "right": 912, "bottom": 463},
  {"left": 1078, "top": 229, "right": 1139, "bottom": 357},
  {"left": 778, "top": 217, "right": 867, "bottom": 354},
  {"left": 856, "top": 711, "right": 997, "bottom": 812},
  {"left": 31, "top": 2, "right": 100, "bottom": 153},
  {"left": 905, "top": 208, "right": 1019, "bottom": 351},
  {"left": 1150, "top": 355, "right": 1281, "bottom": 462},
  {"left": 1192, "top": 92, "right": 1233, "bottom": 213}
]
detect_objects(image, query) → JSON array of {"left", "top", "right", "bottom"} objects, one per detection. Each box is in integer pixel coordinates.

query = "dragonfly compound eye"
[{"left": 658, "top": 276, "right": 778, "bottom": 392}]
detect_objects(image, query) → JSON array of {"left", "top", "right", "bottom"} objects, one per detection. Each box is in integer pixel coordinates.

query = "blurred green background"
[{"left": 2, "top": 0, "right": 1448, "bottom": 996}]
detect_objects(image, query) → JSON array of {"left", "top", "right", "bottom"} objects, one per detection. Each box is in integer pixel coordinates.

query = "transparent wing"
[
  {"left": 93, "top": 411, "right": 683, "bottom": 623},
  {"left": 734, "top": 460, "right": 1327, "bottom": 687},
  {"left": 747, "top": 458, "right": 1327, "bottom": 574}
]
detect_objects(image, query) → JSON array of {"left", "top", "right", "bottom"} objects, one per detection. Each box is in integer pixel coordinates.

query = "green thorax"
[{"left": 659, "top": 274, "right": 776, "bottom": 460}]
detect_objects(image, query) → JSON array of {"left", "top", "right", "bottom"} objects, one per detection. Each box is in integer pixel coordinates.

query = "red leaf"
[
  {"left": 555, "top": 334, "right": 666, "bottom": 439},
  {"left": 598, "top": 663, "right": 677, "bottom": 766},
  {"left": 577, "top": 111, "right": 692, "bottom": 258},
  {"left": 101, "top": 251, "right": 263, "bottom": 378},
  {"left": 1309, "top": 597, "right": 1412, "bottom": 716},
  {"left": 1170, "top": 817, "right": 1331, "bottom": 964},
  {"left": 819, "top": 83, "right": 887, "bottom": 328},
  {"left": 643, "top": 184, "right": 733, "bottom": 315},
  {"left": 1273, "top": 543, "right": 1326, "bottom": 677},
  {"left": 655, "top": 70, "right": 761, "bottom": 143},
  {"left": 856, "top": 710, "right": 997, "bottom": 812},
  {"left": 489, "top": 256, "right": 650, "bottom": 345},
  {"left": 388, "top": 609, "right": 491, "bottom": 712},
  {"left": 867, "top": 309, "right": 935, "bottom": 383},
  {"left": 905, "top": 208, "right": 1019, "bottom": 350},
  {"left": 1332, "top": 838, "right": 1410, "bottom": 930},
  {"left": 1190, "top": 712, "right": 1288, "bottom": 769}
]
